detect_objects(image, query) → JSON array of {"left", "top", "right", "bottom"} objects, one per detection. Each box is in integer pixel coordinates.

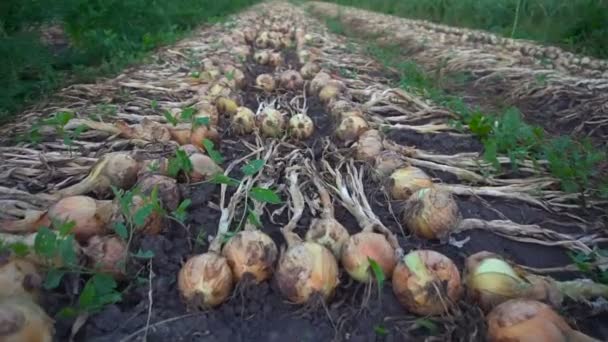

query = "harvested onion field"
[{"left": 0, "top": 1, "right": 607, "bottom": 341}]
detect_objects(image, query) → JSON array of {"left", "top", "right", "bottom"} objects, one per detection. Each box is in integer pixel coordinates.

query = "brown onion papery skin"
[
  {"left": 0, "top": 257, "right": 42, "bottom": 302},
  {"left": 48, "top": 196, "right": 111, "bottom": 242},
  {"left": 276, "top": 242, "right": 339, "bottom": 304},
  {"left": 355, "top": 129, "right": 383, "bottom": 163},
  {"left": 388, "top": 167, "right": 433, "bottom": 200},
  {"left": 341, "top": 232, "right": 396, "bottom": 283},
  {"left": 135, "top": 174, "right": 181, "bottom": 211},
  {"left": 335, "top": 115, "right": 369, "bottom": 142},
  {"left": 403, "top": 188, "right": 460, "bottom": 240},
  {"left": 486, "top": 299, "right": 592, "bottom": 342},
  {"left": 84, "top": 235, "right": 128, "bottom": 279},
  {"left": 305, "top": 218, "right": 349, "bottom": 258},
  {"left": 178, "top": 253, "right": 233, "bottom": 308},
  {"left": 0, "top": 296, "right": 54, "bottom": 342},
  {"left": 392, "top": 250, "right": 462, "bottom": 315},
  {"left": 221, "top": 230, "right": 278, "bottom": 283}
]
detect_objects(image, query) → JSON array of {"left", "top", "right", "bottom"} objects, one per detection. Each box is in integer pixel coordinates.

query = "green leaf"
[
  {"left": 78, "top": 279, "right": 97, "bottom": 309},
  {"left": 367, "top": 257, "right": 385, "bottom": 289},
  {"left": 44, "top": 269, "right": 65, "bottom": 290},
  {"left": 132, "top": 249, "right": 155, "bottom": 259},
  {"left": 373, "top": 324, "right": 388, "bottom": 336},
  {"left": 56, "top": 219, "right": 76, "bottom": 237},
  {"left": 180, "top": 107, "right": 196, "bottom": 122},
  {"left": 59, "top": 235, "right": 78, "bottom": 266},
  {"left": 193, "top": 116, "right": 210, "bottom": 128},
  {"left": 150, "top": 100, "right": 158, "bottom": 110},
  {"left": 93, "top": 274, "right": 117, "bottom": 295},
  {"left": 53, "top": 111, "right": 74, "bottom": 127},
  {"left": 163, "top": 111, "right": 179, "bottom": 126},
  {"left": 34, "top": 227, "right": 57, "bottom": 258},
  {"left": 133, "top": 204, "right": 154, "bottom": 227},
  {"left": 209, "top": 173, "right": 240, "bottom": 186},
  {"left": 57, "top": 307, "right": 78, "bottom": 319},
  {"left": 249, "top": 187, "right": 282, "bottom": 204},
  {"left": 9, "top": 242, "right": 30, "bottom": 257},
  {"left": 415, "top": 318, "right": 439, "bottom": 335},
  {"left": 221, "top": 231, "right": 236, "bottom": 243},
  {"left": 113, "top": 222, "right": 129, "bottom": 240},
  {"left": 241, "top": 159, "right": 265, "bottom": 176},
  {"left": 172, "top": 199, "right": 191, "bottom": 223},
  {"left": 247, "top": 208, "right": 262, "bottom": 227},
  {"left": 202, "top": 139, "right": 224, "bottom": 164}
]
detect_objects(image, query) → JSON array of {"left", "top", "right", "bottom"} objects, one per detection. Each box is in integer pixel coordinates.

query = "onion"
[
  {"left": 216, "top": 97, "right": 239, "bottom": 116},
  {"left": 255, "top": 74, "right": 276, "bottom": 93},
  {"left": 403, "top": 187, "right": 460, "bottom": 240},
  {"left": 392, "top": 250, "right": 462, "bottom": 315},
  {"left": 242, "top": 28, "right": 257, "bottom": 43},
  {"left": 193, "top": 101, "right": 220, "bottom": 126},
  {"left": 319, "top": 81, "right": 344, "bottom": 104},
  {"left": 208, "top": 82, "right": 232, "bottom": 99},
  {"left": 304, "top": 177, "right": 349, "bottom": 258},
  {"left": 168, "top": 124, "right": 192, "bottom": 146},
  {"left": 254, "top": 50, "right": 270, "bottom": 65},
  {"left": 221, "top": 230, "right": 277, "bottom": 283},
  {"left": 128, "top": 195, "right": 164, "bottom": 235},
  {"left": 232, "top": 107, "right": 256, "bottom": 135},
  {"left": 189, "top": 153, "right": 223, "bottom": 182},
  {"left": 310, "top": 72, "right": 331, "bottom": 95},
  {"left": 255, "top": 31, "right": 270, "bottom": 48},
  {"left": 300, "top": 62, "right": 321, "bottom": 79},
  {"left": 276, "top": 170, "right": 339, "bottom": 304},
  {"left": 487, "top": 299, "right": 597, "bottom": 342},
  {"left": 276, "top": 241, "right": 339, "bottom": 304},
  {"left": 56, "top": 153, "right": 140, "bottom": 198},
  {"left": 298, "top": 49, "right": 312, "bottom": 64},
  {"left": 115, "top": 119, "right": 172, "bottom": 142},
  {"left": 388, "top": 166, "right": 433, "bottom": 200},
  {"left": 374, "top": 150, "right": 407, "bottom": 180},
  {"left": 279, "top": 70, "right": 304, "bottom": 91},
  {"left": 0, "top": 233, "right": 81, "bottom": 268},
  {"left": 288, "top": 113, "right": 314, "bottom": 140},
  {"left": 135, "top": 174, "right": 181, "bottom": 211},
  {"left": 48, "top": 196, "right": 113, "bottom": 242},
  {"left": 257, "top": 108, "right": 285, "bottom": 138},
  {"left": 178, "top": 252, "right": 233, "bottom": 308},
  {"left": 233, "top": 45, "right": 250, "bottom": 60},
  {"left": 355, "top": 129, "right": 383, "bottom": 163},
  {"left": 189, "top": 124, "right": 220, "bottom": 149},
  {"left": 268, "top": 52, "right": 283, "bottom": 67},
  {"left": 0, "top": 297, "right": 54, "bottom": 342},
  {"left": 341, "top": 232, "right": 396, "bottom": 283},
  {"left": 327, "top": 99, "right": 353, "bottom": 120},
  {"left": 84, "top": 235, "right": 128, "bottom": 279},
  {"left": 0, "top": 257, "right": 42, "bottom": 302},
  {"left": 335, "top": 115, "right": 369, "bottom": 142},
  {"left": 279, "top": 35, "right": 293, "bottom": 48}
]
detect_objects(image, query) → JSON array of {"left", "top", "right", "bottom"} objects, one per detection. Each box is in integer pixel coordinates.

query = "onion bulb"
[
  {"left": 242, "top": 28, "right": 256, "bottom": 43},
  {"left": 257, "top": 108, "right": 285, "bottom": 138},
  {"left": 0, "top": 297, "right": 54, "bottom": 342},
  {"left": 189, "top": 153, "right": 223, "bottom": 182},
  {"left": 56, "top": 153, "right": 140, "bottom": 198},
  {"left": 84, "top": 235, "right": 127, "bottom": 279},
  {"left": 374, "top": 150, "right": 407, "bottom": 180},
  {"left": 268, "top": 52, "right": 283, "bottom": 67},
  {"left": 135, "top": 174, "right": 181, "bottom": 211},
  {"left": 403, "top": 188, "right": 460, "bottom": 240},
  {"left": 220, "top": 65, "right": 246, "bottom": 89},
  {"left": 288, "top": 113, "right": 314, "bottom": 140},
  {"left": 255, "top": 74, "right": 276, "bottom": 93},
  {"left": 276, "top": 242, "right": 339, "bottom": 304},
  {"left": 255, "top": 31, "right": 270, "bottom": 48},
  {"left": 319, "top": 81, "right": 344, "bottom": 104},
  {"left": 486, "top": 299, "right": 598, "bottom": 342},
  {"left": 216, "top": 97, "right": 239, "bottom": 116},
  {"left": 392, "top": 250, "right": 462, "bottom": 315},
  {"left": 341, "top": 232, "right": 396, "bottom": 283},
  {"left": 233, "top": 45, "right": 250, "bottom": 60},
  {"left": 300, "top": 62, "right": 321, "bottom": 79},
  {"left": 232, "top": 107, "right": 256, "bottom": 135},
  {"left": 48, "top": 196, "right": 113, "bottom": 241},
  {"left": 310, "top": 72, "right": 331, "bottom": 95},
  {"left": 279, "top": 70, "right": 304, "bottom": 90},
  {"left": 254, "top": 50, "right": 270, "bottom": 65},
  {"left": 178, "top": 253, "right": 233, "bottom": 308},
  {"left": 298, "top": 49, "right": 312, "bottom": 64},
  {"left": 189, "top": 124, "right": 220, "bottom": 149},
  {"left": 208, "top": 82, "right": 232, "bottom": 99},
  {"left": 193, "top": 101, "right": 219, "bottom": 126},
  {"left": 0, "top": 258, "right": 41, "bottom": 302},
  {"left": 388, "top": 166, "right": 433, "bottom": 200},
  {"left": 355, "top": 129, "right": 383, "bottom": 163},
  {"left": 221, "top": 230, "right": 278, "bottom": 283},
  {"left": 327, "top": 99, "right": 353, "bottom": 120},
  {"left": 335, "top": 115, "right": 369, "bottom": 142}
]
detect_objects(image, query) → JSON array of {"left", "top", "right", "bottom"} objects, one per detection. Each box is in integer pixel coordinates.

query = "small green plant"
[
  {"left": 167, "top": 148, "right": 194, "bottom": 178},
  {"left": 568, "top": 250, "right": 608, "bottom": 285}
]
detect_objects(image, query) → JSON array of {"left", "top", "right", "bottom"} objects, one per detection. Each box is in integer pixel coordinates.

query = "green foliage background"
[{"left": 0, "top": 0, "right": 259, "bottom": 122}]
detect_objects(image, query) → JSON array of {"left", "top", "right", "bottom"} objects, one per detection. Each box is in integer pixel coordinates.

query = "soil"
[{"left": 13, "top": 4, "right": 606, "bottom": 342}]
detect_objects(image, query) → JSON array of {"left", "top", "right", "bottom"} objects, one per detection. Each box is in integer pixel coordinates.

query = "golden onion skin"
[
  {"left": 48, "top": 196, "right": 111, "bottom": 242},
  {"left": 335, "top": 115, "right": 369, "bottom": 142},
  {"left": 257, "top": 109, "right": 285, "bottom": 138},
  {"left": 136, "top": 174, "right": 181, "bottom": 211},
  {"left": 486, "top": 299, "right": 592, "bottom": 342},
  {"left": 276, "top": 242, "right": 339, "bottom": 304},
  {"left": 178, "top": 253, "right": 233, "bottom": 308},
  {"left": 232, "top": 107, "right": 256, "bottom": 135},
  {"left": 288, "top": 114, "right": 314, "bottom": 140},
  {"left": 341, "top": 232, "right": 396, "bottom": 283},
  {"left": 403, "top": 187, "right": 460, "bottom": 240},
  {"left": 388, "top": 166, "right": 433, "bottom": 200},
  {"left": 392, "top": 250, "right": 462, "bottom": 315},
  {"left": 221, "top": 230, "right": 278, "bottom": 283},
  {"left": 355, "top": 129, "right": 383, "bottom": 163},
  {"left": 374, "top": 150, "right": 407, "bottom": 181},
  {"left": 0, "top": 257, "right": 42, "bottom": 302},
  {"left": 0, "top": 297, "right": 54, "bottom": 342},
  {"left": 305, "top": 218, "right": 350, "bottom": 258}
]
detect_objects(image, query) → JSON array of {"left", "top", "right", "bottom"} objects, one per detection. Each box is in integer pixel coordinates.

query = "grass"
[
  {"left": 0, "top": 0, "right": 259, "bottom": 123},
  {"left": 320, "top": 0, "right": 608, "bottom": 59},
  {"left": 324, "top": 16, "right": 608, "bottom": 201}
]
